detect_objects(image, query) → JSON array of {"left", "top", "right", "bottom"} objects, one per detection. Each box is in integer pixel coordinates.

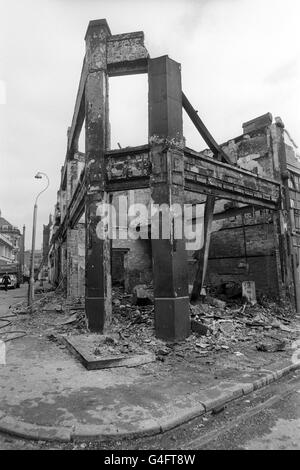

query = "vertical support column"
[
  {"left": 191, "top": 195, "right": 215, "bottom": 301},
  {"left": 148, "top": 56, "right": 190, "bottom": 341},
  {"left": 85, "top": 20, "right": 112, "bottom": 332},
  {"left": 20, "top": 225, "right": 25, "bottom": 278}
]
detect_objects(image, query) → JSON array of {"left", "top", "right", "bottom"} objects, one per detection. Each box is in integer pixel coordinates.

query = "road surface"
[{"left": 0, "top": 286, "right": 299, "bottom": 450}]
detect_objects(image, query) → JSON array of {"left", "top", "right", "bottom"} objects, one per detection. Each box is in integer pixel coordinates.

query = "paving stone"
[
  {"left": 159, "top": 405, "right": 205, "bottom": 432},
  {"left": 0, "top": 416, "right": 71, "bottom": 442},
  {"left": 241, "top": 383, "right": 254, "bottom": 395}
]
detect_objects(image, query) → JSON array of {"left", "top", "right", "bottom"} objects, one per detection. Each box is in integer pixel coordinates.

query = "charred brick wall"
[
  {"left": 206, "top": 212, "right": 280, "bottom": 298},
  {"left": 112, "top": 238, "right": 152, "bottom": 291}
]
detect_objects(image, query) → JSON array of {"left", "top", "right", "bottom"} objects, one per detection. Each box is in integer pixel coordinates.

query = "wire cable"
[{"left": 0, "top": 277, "right": 65, "bottom": 343}]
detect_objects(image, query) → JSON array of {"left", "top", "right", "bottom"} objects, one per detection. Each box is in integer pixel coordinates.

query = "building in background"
[
  {"left": 0, "top": 210, "right": 24, "bottom": 266},
  {"left": 0, "top": 232, "right": 15, "bottom": 264}
]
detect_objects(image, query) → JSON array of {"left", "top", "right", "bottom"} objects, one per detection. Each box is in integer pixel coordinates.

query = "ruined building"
[{"left": 48, "top": 19, "right": 300, "bottom": 341}]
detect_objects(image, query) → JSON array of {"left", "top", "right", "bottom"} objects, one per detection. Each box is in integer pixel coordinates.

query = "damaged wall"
[
  {"left": 196, "top": 113, "right": 294, "bottom": 301},
  {"left": 108, "top": 114, "right": 284, "bottom": 297},
  {"left": 206, "top": 210, "right": 280, "bottom": 298},
  {"left": 111, "top": 188, "right": 153, "bottom": 290}
]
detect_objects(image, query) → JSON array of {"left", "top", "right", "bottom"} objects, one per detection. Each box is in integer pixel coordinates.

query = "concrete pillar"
[
  {"left": 85, "top": 20, "right": 112, "bottom": 332},
  {"left": 148, "top": 56, "right": 190, "bottom": 341}
]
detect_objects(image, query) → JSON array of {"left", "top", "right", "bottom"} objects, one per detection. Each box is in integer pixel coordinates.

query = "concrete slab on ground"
[{"left": 60, "top": 333, "right": 156, "bottom": 370}]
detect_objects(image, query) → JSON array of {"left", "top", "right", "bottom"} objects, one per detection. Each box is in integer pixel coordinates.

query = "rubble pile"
[
  {"left": 190, "top": 298, "right": 298, "bottom": 355},
  {"left": 106, "top": 288, "right": 298, "bottom": 361},
  {"left": 10, "top": 286, "right": 299, "bottom": 363},
  {"left": 11, "top": 291, "right": 86, "bottom": 336},
  {"left": 93, "top": 334, "right": 147, "bottom": 357},
  {"left": 107, "top": 287, "right": 165, "bottom": 355}
]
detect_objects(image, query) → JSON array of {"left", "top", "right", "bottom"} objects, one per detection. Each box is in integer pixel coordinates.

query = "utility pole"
[{"left": 28, "top": 172, "right": 49, "bottom": 308}]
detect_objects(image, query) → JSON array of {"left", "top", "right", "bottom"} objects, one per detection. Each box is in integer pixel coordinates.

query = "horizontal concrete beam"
[
  {"left": 184, "top": 147, "right": 281, "bottom": 209},
  {"left": 107, "top": 31, "right": 149, "bottom": 76},
  {"left": 106, "top": 145, "right": 150, "bottom": 180},
  {"left": 51, "top": 144, "right": 281, "bottom": 244}
]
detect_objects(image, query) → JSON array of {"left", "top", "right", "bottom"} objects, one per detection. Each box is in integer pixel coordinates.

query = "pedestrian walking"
[{"left": 2, "top": 273, "right": 10, "bottom": 292}]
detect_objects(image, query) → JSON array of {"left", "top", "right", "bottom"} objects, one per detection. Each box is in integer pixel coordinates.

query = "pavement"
[
  {"left": 0, "top": 285, "right": 299, "bottom": 443},
  {"left": 181, "top": 372, "right": 300, "bottom": 450}
]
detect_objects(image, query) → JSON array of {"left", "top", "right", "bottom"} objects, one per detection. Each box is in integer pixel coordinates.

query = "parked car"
[{"left": 0, "top": 274, "right": 18, "bottom": 289}]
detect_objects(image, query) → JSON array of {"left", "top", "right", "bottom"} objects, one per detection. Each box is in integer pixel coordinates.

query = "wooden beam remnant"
[
  {"left": 191, "top": 195, "right": 215, "bottom": 302},
  {"left": 182, "top": 92, "right": 231, "bottom": 164},
  {"left": 67, "top": 58, "right": 88, "bottom": 157}
]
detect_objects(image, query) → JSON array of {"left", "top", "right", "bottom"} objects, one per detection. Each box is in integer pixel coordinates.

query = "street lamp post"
[{"left": 28, "top": 172, "right": 50, "bottom": 308}]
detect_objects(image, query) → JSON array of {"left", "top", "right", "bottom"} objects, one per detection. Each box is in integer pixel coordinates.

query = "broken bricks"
[
  {"left": 256, "top": 339, "right": 287, "bottom": 352},
  {"left": 191, "top": 319, "right": 209, "bottom": 336},
  {"left": 218, "top": 320, "right": 235, "bottom": 337},
  {"left": 205, "top": 296, "right": 227, "bottom": 309}
]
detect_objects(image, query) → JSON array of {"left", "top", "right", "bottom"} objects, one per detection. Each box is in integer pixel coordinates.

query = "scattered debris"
[
  {"left": 55, "top": 314, "right": 78, "bottom": 326},
  {"left": 205, "top": 296, "right": 226, "bottom": 309},
  {"left": 256, "top": 339, "right": 287, "bottom": 352},
  {"left": 191, "top": 319, "right": 209, "bottom": 336},
  {"left": 132, "top": 284, "right": 154, "bottom": 306},
  {"left": 242, "top": 281, "right": 257, "bottom": 305},
  {"left": 8, "top": 286, "right": 298, "bottom": 366},
  {"left": 219, "top": 320, "right": 235, "bottom": 337},
  {"left": 212, "top": 404, "right": 226, "bottom": 415}
]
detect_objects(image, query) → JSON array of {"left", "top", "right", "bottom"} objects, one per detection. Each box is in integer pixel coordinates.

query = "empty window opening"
[{"left": 109, "top": 74, "right": 148, "bottom": 150}]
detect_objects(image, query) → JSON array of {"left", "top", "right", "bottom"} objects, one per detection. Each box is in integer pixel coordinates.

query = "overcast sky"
[{"left": 0, "top": 0, "right": 299, "bottom": 249}]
